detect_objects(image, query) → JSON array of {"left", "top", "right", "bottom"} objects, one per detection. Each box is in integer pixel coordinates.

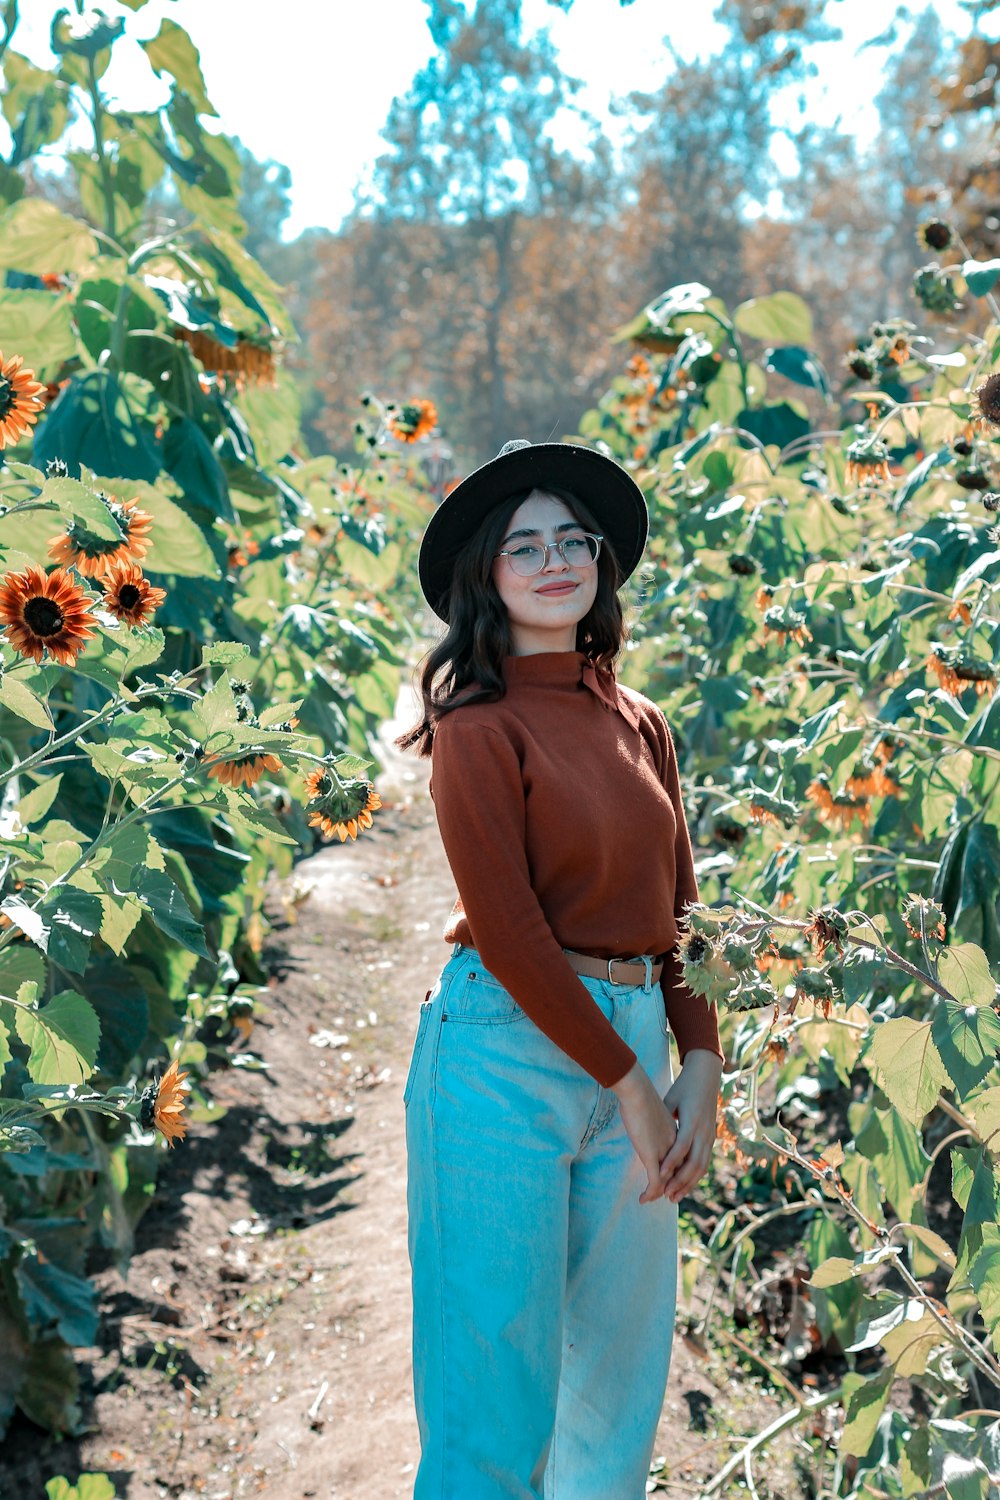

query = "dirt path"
[{"left": 2, "top": 692, "right": 797, "bottom": 1499}]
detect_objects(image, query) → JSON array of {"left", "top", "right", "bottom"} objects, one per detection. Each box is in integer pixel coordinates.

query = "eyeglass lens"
[{"left": 505, "top": 534, "right": 601, "bottom": 576}]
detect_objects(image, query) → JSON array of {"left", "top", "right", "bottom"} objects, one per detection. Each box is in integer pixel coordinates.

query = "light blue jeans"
[{"left": 404, "top": 943, "right": 678, "bottom": 1500}]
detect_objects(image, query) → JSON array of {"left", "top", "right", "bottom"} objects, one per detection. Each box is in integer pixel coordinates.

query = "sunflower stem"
[{"left": 86, "top": 54, "right": 117, "bottom": 245}]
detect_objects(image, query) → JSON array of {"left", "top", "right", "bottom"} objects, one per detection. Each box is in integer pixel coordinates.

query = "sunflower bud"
[
  {"left": 45, "top": 458, "right": 69, "bottom": 479},
  {"left": 913, "top": 263, "right": 962, "bottom": 314},
  {"left": 916, "top": 218, "right": 953, "bottom": 252}
]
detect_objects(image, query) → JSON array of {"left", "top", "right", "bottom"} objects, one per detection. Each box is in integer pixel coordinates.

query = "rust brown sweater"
[{"left": 428, "top": 650, "right": 722, "bottom": 1088}]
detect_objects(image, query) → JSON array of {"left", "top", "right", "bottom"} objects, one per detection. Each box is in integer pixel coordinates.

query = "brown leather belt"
[{"left": 563, "top": 948, "right": 663, "bottom": 986}]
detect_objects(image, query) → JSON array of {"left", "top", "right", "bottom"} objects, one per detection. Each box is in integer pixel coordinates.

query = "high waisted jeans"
[{"left": 404, "top": 943, "right": 678, "bottom": 1500}]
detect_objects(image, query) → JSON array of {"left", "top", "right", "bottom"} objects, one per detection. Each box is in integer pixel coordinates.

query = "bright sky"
[{"left": 8, "top": 0, "right": 997, "bottom": 237}]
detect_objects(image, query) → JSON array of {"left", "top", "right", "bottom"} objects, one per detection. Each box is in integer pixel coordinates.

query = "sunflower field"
[
  {"left": 581, "top": 267, "right": 1000, "bottom": 1492},
  {"left": 0, "top": 8, "right": 430, "bottom": 1436},
  {"left": 1, "top": 6, "right": 999, "bottom": 1497}
]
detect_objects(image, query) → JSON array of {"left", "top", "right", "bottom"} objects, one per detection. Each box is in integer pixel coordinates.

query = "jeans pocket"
[
  {"left": 403, "top": 995, "right": 434, "bottom": 1107},
  {"left": 444, "top": 964, "right": 526, "bottom": 1025}
]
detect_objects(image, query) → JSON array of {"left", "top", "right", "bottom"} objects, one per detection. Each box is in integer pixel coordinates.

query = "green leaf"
[
  {"left": 40, "top": 476, "right": 126, "bottom": 540},
  {"left": 0, "top": 942, "right": 47, "bottom": 1001},
  {"left": 102, "top": 479, "right": 219, "bottom": 579},
  {"left": 943, "top": 1454, "right": 991, "bottom": 1500},
  {"left": 968, "top": 1224, "right": 1000, "bottom": 1353},
  {"left": 900, "top": 1222, "right": 957, "bottom": 1269},
  {"left": 967, "top": 1086, "right": 1000, "bottom": 1149},
  {"left": 0, "top": 1012, "right": 11, "bottom": 1074},
  {"left": 13, "top": 1336, "right": 81, "bottom": 1435},
  {"left": 238, "top": 374, "right": 300, "bottom": 467},
  {"left": 33, "top": 371, "right": 161, "bottom": 482},
  {"left": 35, "top": 887, "right": 104, "bottom": 973},
  {"left": 133, "top": 867, "right": 210, "bottom": 957},
  {"left": 201, "top": 640, "right": 250, "bottom": 667},
  {"left": 864, "top": 1017, "right": 949, "bottom": 1125},
  {"left": 733, "top": 291, "right": 813, "bottom": 346},
  {"left": 855, "top": 1105, "right": 929, "bottom": 1221},
  {"left": 96, "top": 892, "right": 142, "bottom": 957},
  {"left": 840, "top": 1367, "right": 893, "bottom": 1458},
  {"left": 762, "top": 344, "right": 831, "bottom": 397},
  {"left": 938, "top": 944, "right": 998, "bottom": 1006},
  {"left": 15, "top": 1251, "right": 98, "bottom": 1345},
  {"left": 13, "top": 990, "right": 100, "bottom": 1085},
  {"left": 805, "top": 1256, "right": 855, "bottom": 1288},
  {"left": 0, "top": 676, "right": 53, "bottom": 731},
  {"left": 961, "top": 258, "right": 1000, "bottom": 297},
  {"left": 141, "top": 19, "right": 217, "bottom": 116},
  {"left": 0, "top": 200, "right": 96, "bottom": 276},
  {"left": 0, "top": 288, "right": 76, "bottom": 376},
  {"left": 932, "top": 1001, "right": 1000, "bottom": 1099}
]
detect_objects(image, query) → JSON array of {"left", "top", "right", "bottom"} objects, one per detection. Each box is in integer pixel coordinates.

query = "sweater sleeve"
[
  {"left": 657, "top": 716, "right": 724, "bottom": 1065},
  {"left": 429, "top": 715, "right": 638, "bottom": 1089}
]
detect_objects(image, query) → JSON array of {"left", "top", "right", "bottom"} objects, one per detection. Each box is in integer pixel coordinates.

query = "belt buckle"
[{"left": 607, "top": 957, "right": 618, "bottom": 984}]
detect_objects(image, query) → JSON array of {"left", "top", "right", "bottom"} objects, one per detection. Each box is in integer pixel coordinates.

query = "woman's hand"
[
  {"left": 657, "top": 1050, "right": 723, "bottom": 1202},
  {"left": 611, "top": 1062, "right": 679, "bottom": 1205}
]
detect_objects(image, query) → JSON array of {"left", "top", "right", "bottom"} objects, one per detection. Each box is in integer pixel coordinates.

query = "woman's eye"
[
  {"left": 563, "top": 537, "right": 588, "bottom": 552},
  {"left": 511, "top": 545, "right": 541, "bottom": 559}
]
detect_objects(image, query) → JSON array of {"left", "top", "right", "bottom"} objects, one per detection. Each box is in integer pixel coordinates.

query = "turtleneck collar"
[{"left": 502, "top": 650, "right": 640, "bottom": 731}]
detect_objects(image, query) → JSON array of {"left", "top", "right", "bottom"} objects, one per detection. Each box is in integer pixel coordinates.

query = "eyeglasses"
[{"left": 495, "top": 532, "right": 603, "bottom": 577}]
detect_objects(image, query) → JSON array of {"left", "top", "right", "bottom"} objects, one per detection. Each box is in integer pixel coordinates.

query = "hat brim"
[{"left": 418, "top": 442, "right": 649, "bottom": 622}]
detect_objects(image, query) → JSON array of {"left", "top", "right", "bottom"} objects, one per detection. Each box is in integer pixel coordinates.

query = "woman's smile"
[{"left": 535, "top": 581, "right": 579, "bottom": 596}]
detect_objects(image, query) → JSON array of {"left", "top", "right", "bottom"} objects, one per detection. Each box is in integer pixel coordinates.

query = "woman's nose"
[{"left": 540, "top": 542, "right": 569, "bottom": 572}]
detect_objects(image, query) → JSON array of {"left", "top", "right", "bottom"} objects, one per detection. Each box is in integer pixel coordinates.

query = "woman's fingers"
[
  {"left": 658, "top": 1121, "right": 692, "bottom": 1181},
  {"left": 661, "top": 1134, "right": 713, "bottom": 1199}
]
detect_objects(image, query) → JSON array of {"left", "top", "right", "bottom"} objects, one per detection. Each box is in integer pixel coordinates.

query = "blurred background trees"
[{"left": 11, "top": 0, "right": 1000, "bottom": 469}]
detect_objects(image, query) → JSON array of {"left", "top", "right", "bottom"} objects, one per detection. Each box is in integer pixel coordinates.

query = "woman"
[{"left": 397, "top": 437, "right": 724, "bottom": 1500}]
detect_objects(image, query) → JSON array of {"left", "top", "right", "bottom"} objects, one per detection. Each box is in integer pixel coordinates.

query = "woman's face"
[{"left": 491, "top": 490, "right": 599, "bottom": 656}]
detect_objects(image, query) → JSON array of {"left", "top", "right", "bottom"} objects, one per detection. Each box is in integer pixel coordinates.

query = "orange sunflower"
[
  {"left": 388, "top": 398, "right": 437, "bottom": 443},
  {"left": 0, "top": 565, "right": 99, "bottom": 666},
  {"left": 48, "top": 495, "right": 154, "bottom": 577},
  {"left": 173, "top": 326, "right": 276, "bottom": 389},
  {"left": 100, "top": 559, "right": 167, "bottom": 626},
  {"left": 142, "top": 1058, "right": 191, "bottom": 1147},
  {"left": 0, "top": 351, "right": 46, "bottom": 449},
  {"left": 305, "top": 768, "right": 382, "bottom": 842},
  {"left": 205, "top": 749, "right": 283, "bottom": 790}
]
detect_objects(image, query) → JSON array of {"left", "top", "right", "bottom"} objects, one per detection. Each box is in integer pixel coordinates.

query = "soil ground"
[{"left": 0, "top": 693, "right": 812, "bottom": 1500}]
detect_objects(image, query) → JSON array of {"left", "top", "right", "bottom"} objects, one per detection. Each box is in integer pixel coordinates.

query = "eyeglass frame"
[{"left": 494, "top": 531, "right": 604, "bottom": 577}]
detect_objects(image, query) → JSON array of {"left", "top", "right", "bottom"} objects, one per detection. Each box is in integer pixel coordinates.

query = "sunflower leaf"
[
  {"left": 13, "top": 989, "right": 100, "bottom": 1086},
  {"left": 0, "top": 676, "right": 53, "bottom": 731}
]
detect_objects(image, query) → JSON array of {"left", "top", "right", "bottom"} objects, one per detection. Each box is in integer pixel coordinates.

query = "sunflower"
[
  {"left": 916, "top": 219, "right": 953, "bottom": 253},
  {"left": 972, "top": 372, "right": 1000, "bottom": 429},
  {"left": 845, "top": 438, "right": 891, "bottom": 487},
  {"left": 0, "top": 351, "right": 46, "bottom": 449},
  {"left": 205, "top": 750, "right": 283, "bottom": 790},
  {"left": 305, "top": 769, "right": 382, "bottom": 843},
  {"left": 926, "top": 645, "right": 997, "bottom": 699},
  {"left": 48, "top": 495, "right": 154, "bottom": 577},
  {"left": 0, "top": 565, "right": 99, "bottom": 666},
  {"left": 805, "top": 775, "right": 870, "bottom": 831},
  {"left": 761, "top": 604, "right": 813, "bottom": 648},
  {"left": 140, "top": 1058, "right": 191, "bottom": 1148},
  {"left": 100, "top": 559, "right": 167, "bottom": 626},
  {"left": 388, "top": 398, "right": 437, "bottom": 444},
  {"left": 901, "top": 895, "right": 946, "bottom": 944},
  {"left": 173, "top": 326, "right": 277, "bottom": 389},
  {"left": 802, "top": 906, "right": 849, "bottom": 960}
]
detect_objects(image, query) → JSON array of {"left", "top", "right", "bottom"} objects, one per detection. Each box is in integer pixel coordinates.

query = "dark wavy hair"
[{"left": 396, "top": 485, "right": 629, "bottom": 756}]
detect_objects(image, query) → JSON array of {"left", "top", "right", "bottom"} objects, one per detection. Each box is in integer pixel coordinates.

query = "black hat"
[{"left": 418, "top": 438, "right": 649, "bottom": 622}]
